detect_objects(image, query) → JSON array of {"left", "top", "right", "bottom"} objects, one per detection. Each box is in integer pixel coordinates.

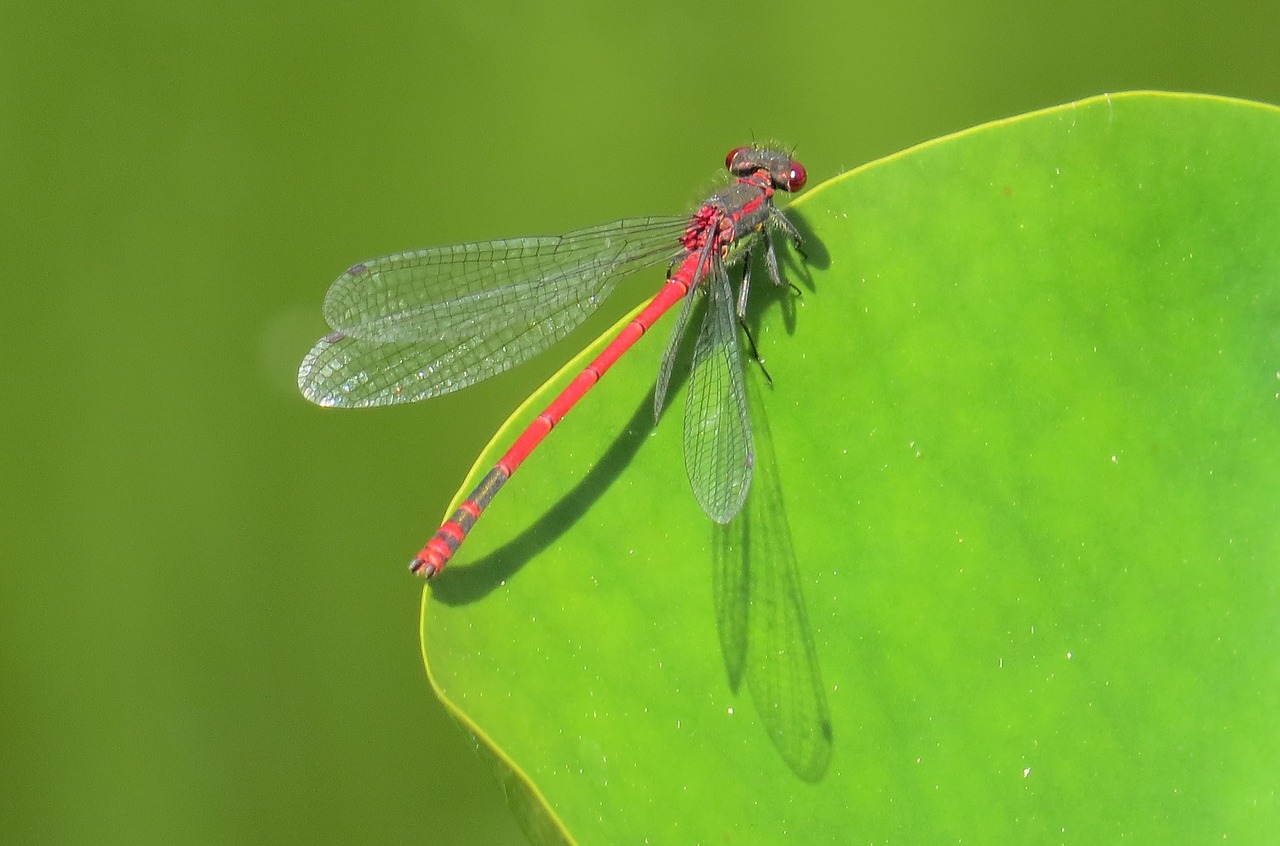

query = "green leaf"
[{"left": 421, "top": 92, "right": 1280, "bottom": 844}]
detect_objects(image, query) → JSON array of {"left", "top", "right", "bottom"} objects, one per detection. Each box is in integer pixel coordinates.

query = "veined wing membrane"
[
  {"left": 299, "top": 216, "right": 687, "bottom": 408},
  {"left": 683, "top": 263, "right": 753, "bottom": 523}
]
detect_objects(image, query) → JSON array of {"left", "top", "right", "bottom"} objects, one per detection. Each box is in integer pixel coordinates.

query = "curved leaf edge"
[
  {"left": 803, "top": 89, "right": 1280, "bottom": 208},
  {"left": 418, "top": 596, "right": 579, "bottom": 846}
]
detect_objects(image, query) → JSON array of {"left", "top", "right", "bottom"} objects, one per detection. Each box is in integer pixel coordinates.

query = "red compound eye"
[
  {"left": 725, "top": 146, "right": 750, "bottom": 173},
  {"left": 783, "top": 160, "right": 807, "bottom": 192}
]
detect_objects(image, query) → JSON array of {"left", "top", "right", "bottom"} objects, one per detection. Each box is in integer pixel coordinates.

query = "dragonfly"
[{"left": 298, "top": 145, "right": 808, "bottom": 578}]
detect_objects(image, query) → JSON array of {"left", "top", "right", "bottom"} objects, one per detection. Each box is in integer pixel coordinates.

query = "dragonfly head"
[{"left": 725, "top": 146, "right": 807, "bottom": 193}]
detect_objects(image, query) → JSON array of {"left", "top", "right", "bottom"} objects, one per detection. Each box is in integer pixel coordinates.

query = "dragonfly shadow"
[
  {"left": 785, "top": 206, "right": 832, "bottom": 276},
  {"left": 712, "top": 369, "right": 834, "bottom": 783},
  {"left": 429, "top": 380, "right": 675, "bottom": 606},
  {"left": 746, "top": 207, "right": 828, "bottom": 343},
  {"left": 432, "top": 209, "right": 834, "bottom": 780}
]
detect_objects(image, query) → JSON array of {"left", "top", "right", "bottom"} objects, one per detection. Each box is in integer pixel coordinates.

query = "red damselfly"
[{"left": 298, "top": 146, "right": 807, "bottom": 578}]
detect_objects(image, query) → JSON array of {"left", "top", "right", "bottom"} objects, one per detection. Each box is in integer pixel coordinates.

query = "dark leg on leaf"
[
  {"left": 738, "top": 314, "right": 774, "bottom": 387},
  {"left": 736, "top": 245, "right": 754, "bottom": 321},
  {"left": 729, "top": 251, "right": 775, "bottom": 385},
  {"left": 771, "top": 207, "right": 806, "bottom": 260},
  {"left": 764, "top": 229, "right": 787, "bottom": 290}
]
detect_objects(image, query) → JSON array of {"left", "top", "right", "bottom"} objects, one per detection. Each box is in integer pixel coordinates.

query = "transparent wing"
[
  {"left": 299, "top": 216, "right": 688, "bottom": 407},
  {"left": 683, "top": 263, "right": 753, "bottom": 522}
]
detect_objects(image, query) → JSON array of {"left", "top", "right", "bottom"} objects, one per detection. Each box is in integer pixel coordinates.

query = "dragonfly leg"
[
  {"left": 736, "top": 244, "right": 754, "bottom": 321},
  {"left": 739, "top": 315, "right": 775, "bottom": 387},
  {"left": 762, "top": 220, "right": 807, "bottom": 300},
  {"left": 770, "top": 206, "right": 806, "bottom": 260},
  {"left": 729, "top": 256, "right": 775, "bottom": 387},
  {"left": 762, "top": 226, "right": 791, "bottom": 292}
]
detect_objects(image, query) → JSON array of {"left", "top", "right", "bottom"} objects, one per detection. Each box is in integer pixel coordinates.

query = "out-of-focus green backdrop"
[{"left": 3, "top": 2, "right": 1277, "bottom": 843}]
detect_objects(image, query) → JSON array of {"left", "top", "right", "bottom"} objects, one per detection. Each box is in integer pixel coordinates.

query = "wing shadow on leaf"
[{"left": 713, "top": 367, "right": 834, "bottom": 783}]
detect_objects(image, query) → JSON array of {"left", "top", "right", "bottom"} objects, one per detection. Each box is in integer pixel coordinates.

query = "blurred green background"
[{"left": 3, "top": 1, "right": 1278, "bottom": 843}]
